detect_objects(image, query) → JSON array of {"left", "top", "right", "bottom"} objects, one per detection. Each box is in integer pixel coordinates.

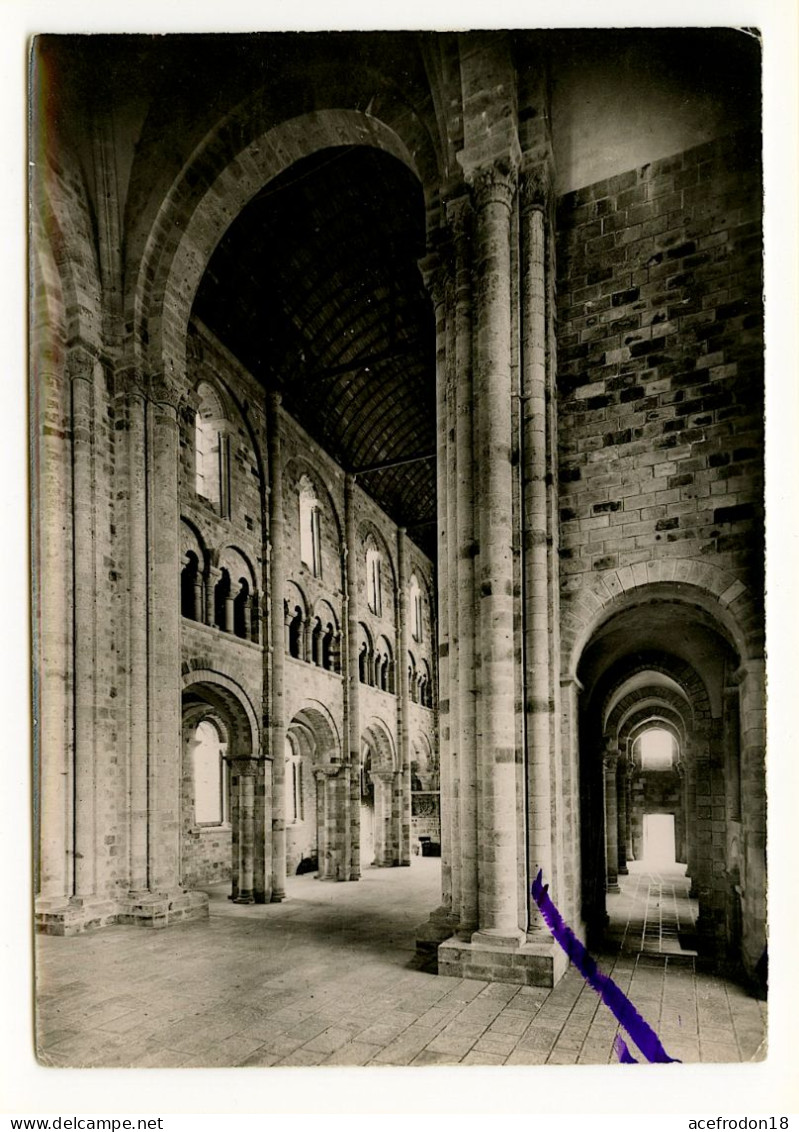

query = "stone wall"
[{"left": 556, "top": 129, "right": 763, "bottom": 602}]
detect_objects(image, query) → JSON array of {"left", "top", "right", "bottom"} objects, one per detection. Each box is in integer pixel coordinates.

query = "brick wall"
[
  {"left": 556, "top": 129, "right": 763, "bottom": 606},
  {"left": 629, "top": 770, "right": 685, "bottom": 861}
]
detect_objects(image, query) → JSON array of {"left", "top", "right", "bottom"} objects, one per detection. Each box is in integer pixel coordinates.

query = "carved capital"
[
  {"left": 520, "top": 162, "right": 552, "bottom": 214},
  {"left": 418, "top": 251, "right": 448, "bottom": 311},
  {"left": 468, "top": 159, "right": 518, "bottom": 212},
  {"left": 146, "top": 371, "right": 184, "bottom": 411},
  {"left": 66, "top": 341, "right": 101, "bottom": 385},
  {"left": 602, "top": 749, "right": 619, "bottom": 772},
  {"left": 445, "top": 193, "right": 473, "bottom": 239}
]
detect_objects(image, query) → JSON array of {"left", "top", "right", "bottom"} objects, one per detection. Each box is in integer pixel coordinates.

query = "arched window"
[
  {"left": 214, "top": 569, "right": 232, "bottom": 631},
  {"left": 367, "top": 545, "right": 382, "bottom": 616},
  {"left": 639, "top": 728, "right": 675, "bottom": 770},
  {"left": 298, "top": 476, "right": 322, "bottom": 577},
  {"left": 410, "top": 574, "right": 423, "bottom": 642},
  {"left": 285, "top": 737, "right": 304, "bottom": 824},
  {"left": 194, "top": 382, "right": 229, "bottom": 516},
  {"left": 181, "top": 552, "right": 202, "bottom": 621},
  {"left": 288, "top": 606, "right": 304, "bottom": 659},
  {"left": 420, "top": 660, "right": 433, "bottom": 707},
  {"left": 233, "top": 578, "right": 250, "bottom": 640},
  {"left": 360, "top": 743, "right": 374, "bottom": 803},
  {"left": 375, "top": 636, "right": 393, "bottom": 693},
  {"left": 311, "top": 618, "right": 324, "bottom": 666},
  {"left": 321, "top": 624, "right": 336, "bottom": 671},
  {"left": 193, "top": 719, "right": 228, "bottom": 825},
  {"left": 358, "top": 642, "right": 368, "bottom": 684}
]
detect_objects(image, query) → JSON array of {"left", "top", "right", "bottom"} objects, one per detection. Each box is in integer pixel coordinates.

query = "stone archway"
[
  {"left": 131, "top": 108, "right": 425, "bottom": 394},
  {"left": 361, "top": 720, "right": 399, "bottom": 868},
  {"left": 285, "top": 703, "right": 343, "bottom": 882},
  {"left": 181, "top": 671, "right": 262, "bottom": 903},
  {"left": 573, "top": 585, "right": 761, "bottom": 977}
]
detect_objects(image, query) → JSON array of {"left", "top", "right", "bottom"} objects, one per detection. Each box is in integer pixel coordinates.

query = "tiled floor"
[{"left": 35, "top": 859, "right": 766, "bottom": 1068}]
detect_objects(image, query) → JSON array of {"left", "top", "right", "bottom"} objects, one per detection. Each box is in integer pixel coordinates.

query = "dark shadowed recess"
[{"left": 194, "top": 145, "right": 436, "bottom": 557}]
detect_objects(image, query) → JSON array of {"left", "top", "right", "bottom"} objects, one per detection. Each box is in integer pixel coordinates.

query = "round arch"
[
  {"left": 284, "top": 455, "right": 344, "bottom": 555},
  {"left": 181, "top": 667, "right": 260, "bottom": 755},
  {"left": 358, "top": 519, "right": 398, "bottom": 591},
  {"left": 132, "top": 109, "right": 425, "bottom": 389},
  {"left": 563, "top": 572, "right": 761, "bottom": 681},
  {"left": 286, "top": 700, "right": 341, "bottom": 765},
  {"left": 361, "top": 717, "right": 398, "bottom": 773}
]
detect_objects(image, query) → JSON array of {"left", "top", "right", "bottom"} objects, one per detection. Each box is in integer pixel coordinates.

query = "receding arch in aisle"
[{"left": 575, "top": 584, "right": 762, "bottom": 983}]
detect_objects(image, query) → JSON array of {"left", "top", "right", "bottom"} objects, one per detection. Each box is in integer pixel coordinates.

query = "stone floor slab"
[{"left": 35, "top": 859, "right": 766, "bottom": 1069}]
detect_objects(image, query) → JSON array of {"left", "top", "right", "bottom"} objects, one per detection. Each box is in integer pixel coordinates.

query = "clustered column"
[
  {"left": 146, "top": 380, "right": 183, "bottom": 894},
  {"left": 448, "top": 195, "right": 479, "bottom": 940},
  {"left": 470, "top": 161, "right": 523, "bottom": 945},
  {"left": 520, "top": 170, "right": 555, "bottom": 935},
  {"left": 419, "top": 251, "right": 457, "bottom": 934},
  {"left": 70, "top": 347, "right": 100, "bottom": 898}
]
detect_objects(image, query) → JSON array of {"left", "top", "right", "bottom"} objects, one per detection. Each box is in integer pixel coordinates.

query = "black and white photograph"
[{"left": 10, "top": 2, "right": 798, "bottom": 1115}]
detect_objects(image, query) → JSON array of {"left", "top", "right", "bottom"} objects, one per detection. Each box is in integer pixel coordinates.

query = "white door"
[{"left": 642, "top": 813, "right": 676, "bottom": 865}]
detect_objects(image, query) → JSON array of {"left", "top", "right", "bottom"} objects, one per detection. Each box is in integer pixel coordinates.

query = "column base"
[
  {"left": 416, "top": 905, "right": 459, "bottom": 951},
  {"left": 116, "top": 889, "right": 209, "bottom": 928},
  {"left": 35, "top": 894, "right": 119, "bottom": 936},
  {"left": 606, "top": 882, "right": 620, "bottom": 894},
  {"left": 35, "top": 889, "right": 209, "bottom": 935},
  {"left": 618, "top": 866, "right": 629, "bottom": 876},
  {"left": 438, "top": 933, "right": 568, "bottom": 988}
]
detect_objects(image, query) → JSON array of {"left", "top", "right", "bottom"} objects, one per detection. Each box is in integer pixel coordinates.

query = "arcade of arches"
[{"left": 32, "top": 27, "right": 765, "bottom": 1031}]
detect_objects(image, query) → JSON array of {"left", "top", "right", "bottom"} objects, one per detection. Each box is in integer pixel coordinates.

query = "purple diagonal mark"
[
  {"left": 531, "top": 869, "right": 679, "bottom": 1064},
  {"left": 613, "top": 1033, "right": 639, "bottom": 1063}
]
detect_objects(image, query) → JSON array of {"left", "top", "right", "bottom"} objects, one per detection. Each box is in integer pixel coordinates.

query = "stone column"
[
  {"left": 205, "top": 565, "right": 220, "bottom": 628},
  {"left": 254, "top": 752, "right": 270, "bottom": 903},
  {"left": 443, "top": 249, "right": 463, "bottom": 917},
  {"left": 316, "top": 767, "right": 342, "bottom": 880},
  {"left": 224, "top": 583, "right": 235, "bottom": 634},
  {"left": 35, "top": 333, "right": 73, "bottom": 903},
  {"left": 625, "top": 758, "right": 635, "bottom": 863},
  {"left": 603, "top": 750, "right": 620, "bottom": 893},
  {"left": 146, "top": 379, "right": 183, "bottom": 893},
  {"left": 192, "top": 573, "right": 204, "bottom": 623},
  {"left": 231, "top": 757, "right": 257, "bottom": 903},
  {"left": 70, "top": 347, "right": 100, "bottom": 897},
  {"left": 372, "top": 770, "right": 396, "bottom": 867},
  {"left": 470, "top": 160, "right": 523, "bottom": 945},
  {"left": 267, "top": 392, "right": 286, "bottom": 900},
  {"left": 344, "top": 476, "right": 361, "bottom": 880},
  {"left": 396, "top": 530, "right": 412, "bottom": 866},
  {"left": 416, "top": 251, "right": 458, "bottom": 944},
  {"left": 125, "top": 383, "right": 149, "bottom": 896},
  {"left": 559, "top": 675, "right": 584, "bottom": 928},
  {"left": 617, "top": 759, "right": 629, "bottom": 875},
  {"left": 447, "top": 195, "right": 479, "bottom": 938},
  {"left": 520, "top": 170, "right": 555, "bottom": 933}
]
